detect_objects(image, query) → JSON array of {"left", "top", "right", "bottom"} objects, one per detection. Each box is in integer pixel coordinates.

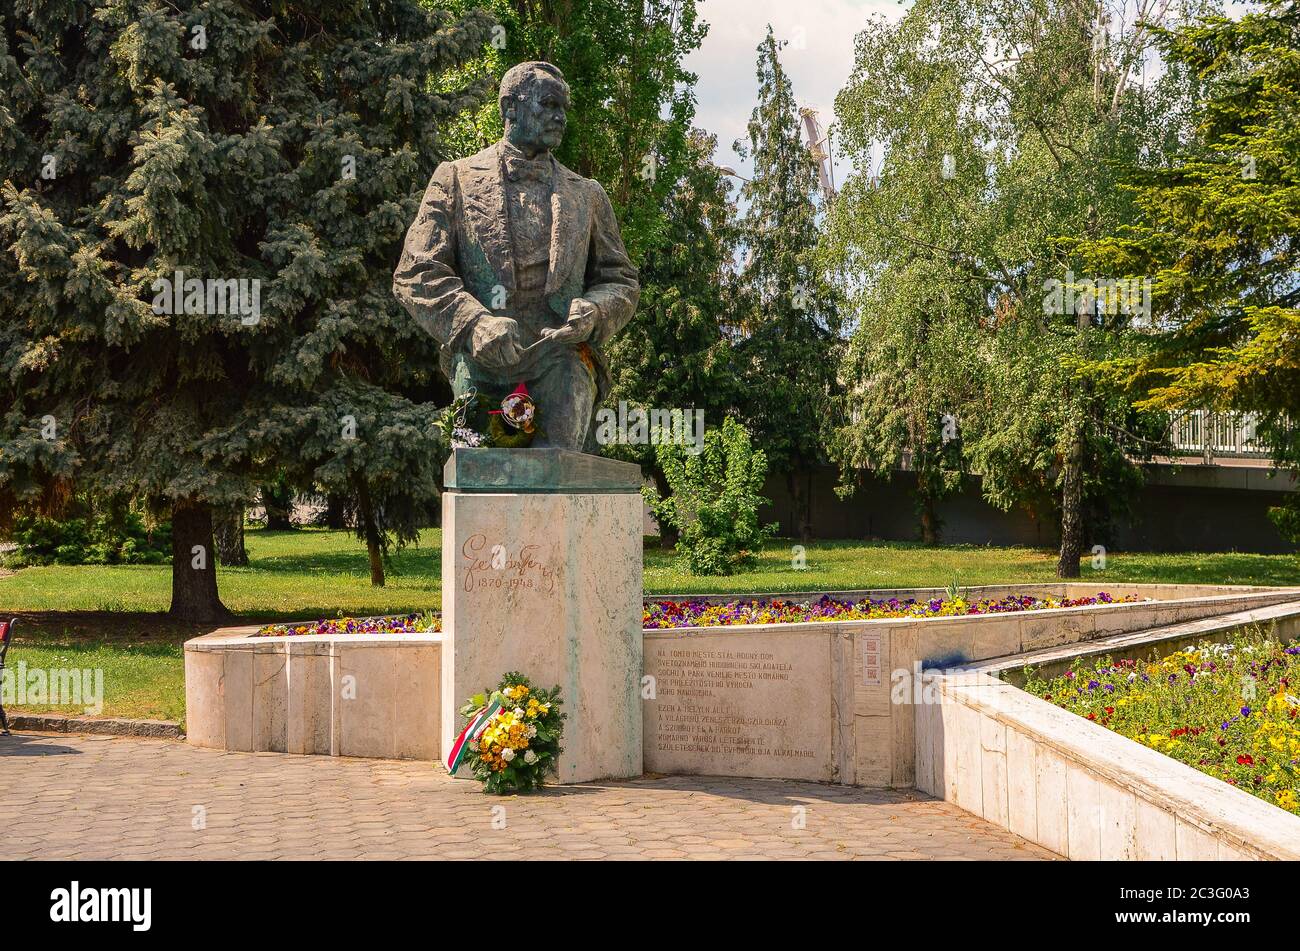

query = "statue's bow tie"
[{"left": 504, "top": 154, "right": 553, "bottom": 184}]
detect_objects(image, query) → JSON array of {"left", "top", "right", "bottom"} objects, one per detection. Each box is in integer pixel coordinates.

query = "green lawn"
[
  {"left": 2, "top": 527, "right": 1297, "bottom": 724},
  {"left": 3, "top": 642, "right": 184, "bottom": 722}
]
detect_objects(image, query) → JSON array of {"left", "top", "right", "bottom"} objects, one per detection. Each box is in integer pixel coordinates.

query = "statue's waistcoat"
[{"left": 453, "top": 143, "right": 590, "bottom": 345}]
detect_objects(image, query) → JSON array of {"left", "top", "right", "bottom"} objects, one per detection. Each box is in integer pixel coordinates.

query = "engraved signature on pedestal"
[{"left": 462, "top": 533, "right": 560, "bottom": 594}]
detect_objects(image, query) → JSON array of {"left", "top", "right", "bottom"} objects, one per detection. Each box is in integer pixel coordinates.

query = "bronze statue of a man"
[{"left": 393, "top": 61, "right": 640, "bottom": 451}]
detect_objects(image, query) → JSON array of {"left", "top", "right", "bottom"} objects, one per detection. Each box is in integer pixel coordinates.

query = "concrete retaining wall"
[
  {"left": 185, "top": 586, "right": 1300, "bottom": 780},
  {"left": 643, "top": 587, "right": 1300, "bottom": 786},
  {"left": 184, "top": 627, "right": 441, "bottom": 761},
  {"left": 916, "top": 669, "right": 1300, "bottom": 860}
]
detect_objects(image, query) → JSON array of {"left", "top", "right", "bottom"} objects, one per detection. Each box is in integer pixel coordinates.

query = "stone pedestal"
[{"left": 441, "top": 448, "right": 643, "bottom": 783}]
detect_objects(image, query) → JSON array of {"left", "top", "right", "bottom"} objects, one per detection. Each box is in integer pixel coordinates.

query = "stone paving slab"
[{"left": 0, "top": 733, "right": 1058, "bottom": 860}]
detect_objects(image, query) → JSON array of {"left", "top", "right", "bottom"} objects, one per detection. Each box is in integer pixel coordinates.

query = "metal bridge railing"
[{"left": 1167, "top": 409, "right": 1291, "bottom": 462}]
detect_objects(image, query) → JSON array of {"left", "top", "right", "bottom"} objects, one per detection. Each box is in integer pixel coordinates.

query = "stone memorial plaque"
[{"left": 642, "top": 629, "right": 835, "bottom": 782}]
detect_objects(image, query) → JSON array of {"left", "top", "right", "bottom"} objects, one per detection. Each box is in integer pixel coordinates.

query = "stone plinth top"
[{"left": 444, "top": 447, "right": 641, "bottom": 494}]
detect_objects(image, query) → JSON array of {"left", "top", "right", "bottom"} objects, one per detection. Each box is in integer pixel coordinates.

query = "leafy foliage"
[
  {"left": 603, "top": 128, "right": 741, "bottom": 469},
  {"left": 824, "top": 0, "right": 1195, "bottom": 568},
  {"left": 1074, "top": 0, "right": 1300, "bottom": 543},
  {"left": 644, "top": 416, "right": 777, "bottom": 576}
]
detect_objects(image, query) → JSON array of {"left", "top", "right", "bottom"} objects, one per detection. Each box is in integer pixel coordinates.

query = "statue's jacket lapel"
[
  {"left": 456, "top": 144, "right": 516, "bottom": 299},
  {"left": 545, "top": 163, "right": 589, "bottom": 306}
]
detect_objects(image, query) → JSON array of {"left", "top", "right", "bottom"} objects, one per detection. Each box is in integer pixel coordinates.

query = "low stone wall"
[
  {"left": 915, "top": 669, "right": 1300, "bottom": 860},
  {"left": 642, "top": 587, "right": 1300, "bottom": 786},
  {"left": 185, "top": 585, "right": 1300, "bottom": 777},
  {"left": 185, "top": 627, "right": 441, "bottom": 761}
]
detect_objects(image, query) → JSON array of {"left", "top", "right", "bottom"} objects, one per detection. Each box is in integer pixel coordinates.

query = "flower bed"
[
  {"left": 253, "top": 613, "right": 441, "bottom": 637},
  {"left": 1023, "top": 631, "right": 1300, "bottom": 817},
  {"left": 642, "top": 592, "right": 1141, "bottom": 629},
  {"left": 254, "top": 592, "right": 1144, "bottom": 637}
]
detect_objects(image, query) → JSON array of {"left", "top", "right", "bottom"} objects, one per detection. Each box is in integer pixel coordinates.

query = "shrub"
[
  {"left": 644, "top": 416, "right": 777, "bottom": 575},
  {"left": 1269, "top": 500, "right": 1300, "bottom": 545},
  {"left": 4, "top": 507, "right": 171, "bottom": 567}
]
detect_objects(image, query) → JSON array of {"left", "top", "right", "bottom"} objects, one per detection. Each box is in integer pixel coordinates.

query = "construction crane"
[{"left": 799, "top": 107, "right": 837, "bottom": 202}]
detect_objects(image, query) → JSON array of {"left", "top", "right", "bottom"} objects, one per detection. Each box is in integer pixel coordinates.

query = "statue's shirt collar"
[{"left": 500, "top": 140, "right": 555, "bottom": 184}]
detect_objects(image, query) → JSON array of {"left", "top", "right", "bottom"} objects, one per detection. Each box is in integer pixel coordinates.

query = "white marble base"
[
  {"left": 184, "top": 628, "right": 441, "bottom": 761},
  {"left": 441, "top": 490, "right": 643, "bottom": 783}
]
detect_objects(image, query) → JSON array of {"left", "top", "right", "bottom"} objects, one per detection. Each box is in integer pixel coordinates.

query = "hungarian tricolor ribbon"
[{"left": 445, "top": 699, "right": 503, "bottom": 774}]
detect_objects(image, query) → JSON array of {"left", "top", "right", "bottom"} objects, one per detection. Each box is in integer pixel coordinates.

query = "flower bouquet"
[{"left": 445, "top": 672, "right": 565, "bottom": 794}]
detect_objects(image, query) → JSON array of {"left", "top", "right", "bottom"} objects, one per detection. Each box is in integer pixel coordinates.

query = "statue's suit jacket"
[{"left": 392, "top": 142, "right": 640, "bottom": 397}]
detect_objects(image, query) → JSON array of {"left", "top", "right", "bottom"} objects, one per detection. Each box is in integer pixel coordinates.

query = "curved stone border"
[
  {"left": 183, "top": 585, "right": 1300, "bottom": 780},
  {"left": 916, "top": 668, "right": 1300, "bottom": 860}
]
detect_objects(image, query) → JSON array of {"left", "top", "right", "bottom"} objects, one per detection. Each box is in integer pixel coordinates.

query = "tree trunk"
[
  {"left": 919, "top": 495, "right": 940, "bottom": 546},
  {"left": 355, "top": 479, "right": 386, "bottom": 587},
  {"left": 262, "top": 480, "right": 295, "bottom": 530},
  {"left": 322, "top": 493, "right": 349, "bottom": 530},
  {"left": 1056, "top": 432, "right": 1085, "bottom": 578},
  {"left": 787, "top": 469, "right": 813, "bottom": 543},
  {"left": 652, "top": 467, "right": 679, "bottom": 550},
  {"left": 214, "top": 505, "right": 248, "bottom": 567},
  {"left": 169, "top": 499, "right": 232, "bottom": 624}
]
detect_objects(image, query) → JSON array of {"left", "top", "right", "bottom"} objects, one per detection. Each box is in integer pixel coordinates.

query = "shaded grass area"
[
  {"left": 1, "top": 527, "right": 1297, "bottom": 722},
  {"left": 2, "top": 642, "right": 184, "bottom": 722}
]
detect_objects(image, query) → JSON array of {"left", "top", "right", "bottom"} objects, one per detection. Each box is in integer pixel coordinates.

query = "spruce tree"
[
  {"left": 0, "top": 1, "right": 496, "bottom": 620},
  {"left": 733, "top": 28, "right": 841, "bottom": 542}
]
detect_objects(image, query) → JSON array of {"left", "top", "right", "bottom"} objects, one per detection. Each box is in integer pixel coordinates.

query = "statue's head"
[{"left": 499, "top": 61, "right": 570, "bottom": 154}]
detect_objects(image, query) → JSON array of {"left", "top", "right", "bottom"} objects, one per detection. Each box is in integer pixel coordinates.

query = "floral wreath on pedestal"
[
  {"left": 445, "top": 672, "right": 565, "bottom": 794},
  {"left": 439, "top": 383, "right": 543, "bottom": 449}
]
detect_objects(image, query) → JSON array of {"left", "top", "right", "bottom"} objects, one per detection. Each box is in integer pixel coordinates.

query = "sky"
[
  {"left": 683, "top": 0, "right": 1261, "bottom": 190},
  {"left": 685, "top": 0, "right": 903, "bottom": 185}
]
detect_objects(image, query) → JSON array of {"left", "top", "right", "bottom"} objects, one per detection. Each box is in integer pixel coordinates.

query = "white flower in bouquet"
[
  {"left": 501, "top": 747, "right": 516, "bottom": 762},
  {"left": 523, "top": 749, "right": 538, "bottom": 765},
  {"left": 513, "top": 707, "right": 525, "bottom": 717},
  {"left": 526, "top": 723, "right": 537, "bottom": 738},
  {"left": 452, "top": 427, "right": 485, "bottom": 448}
]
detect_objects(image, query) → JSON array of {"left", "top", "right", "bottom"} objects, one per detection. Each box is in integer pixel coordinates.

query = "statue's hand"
[
  {"left": 541, "top": 299, "right": 598, "bottom": 344},
  {"left": 469, "top": 314, "right": 524, "bottom": 368}
]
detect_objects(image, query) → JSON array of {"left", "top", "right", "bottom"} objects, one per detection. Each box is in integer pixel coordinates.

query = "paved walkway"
[{"left": 0, "top": 733, "right": 1057, "bottom": 860}]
